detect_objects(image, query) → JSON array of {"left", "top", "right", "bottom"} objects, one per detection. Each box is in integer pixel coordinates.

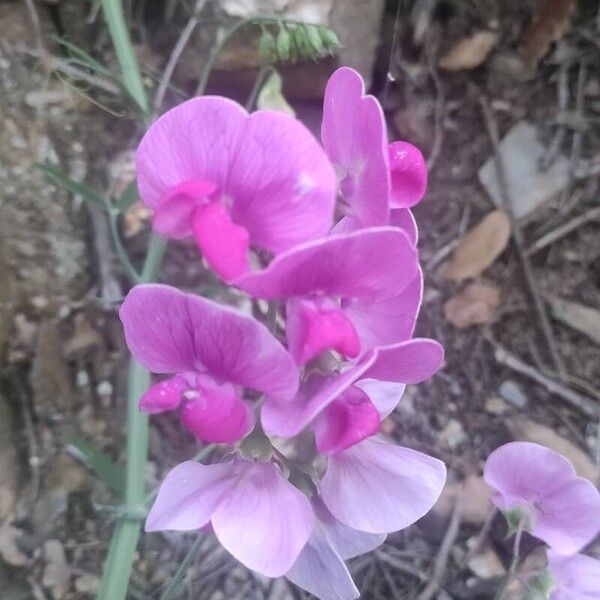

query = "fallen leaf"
[
  {"left": 519, "top": 0, "right": 576, "bottom": 68},
  {"left": 548, "top": 296, "right": 600, "bottom": 346},
  {"left": 257, "top": 71, "right": 295, "bottom": 116},
  {"left": 440, "top": 211, "right": 511, "bottom": 281},
  {"left": 434, "top": 475, "right": 492, "bottom": 525},
  {"left": 43, "top": 540, "right": 71, "bottom": 598},
  {"left": 506, "top": 418, "right": 599, "bottom": 481},
  {"left": 439, "top": 31, "right": 498, "bottom": 71},
  {"left": 444, "top": 282, "right": 500, "bottom": 328},
  {"left": 123, "top": 201, "right": 152, "bottom": 238},
  {"left": 0, "top": 525, "right": 29, "bottom": 566}
]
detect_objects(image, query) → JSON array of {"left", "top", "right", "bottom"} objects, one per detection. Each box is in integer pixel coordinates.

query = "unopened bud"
[{"left": 276, "top": 28, "right": 291, "bottom": 61}]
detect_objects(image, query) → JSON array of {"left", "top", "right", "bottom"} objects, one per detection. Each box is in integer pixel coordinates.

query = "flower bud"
[
  {"left": 276, "top": 28, "right": 291, "bottom": 61},
  {"left": 258, "top": 30, "right": 277, "bottom": 61},
  {"left": 305, "top": 25, "right": 324, "bottom": 56},
  {"left": 320, "top": 27, "right": 341, "bottom": 52}
]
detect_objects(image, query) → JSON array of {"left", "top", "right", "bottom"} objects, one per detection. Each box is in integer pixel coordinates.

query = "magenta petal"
[
  {"left": 548, "top": 550, "right": 600, "bottom": 599},
  {"left": 179, "top": 378, "right": 253, "bottom": 444},
  {"left": 211, "top": 461, "right": 313, "bottom": 577},
  {"left": 484, "top": 442, "right": 600, "bottom": 555},
  {"left": 390, "top": 208, "right": 418, "bottom": 245},
  {"left": 285, "top": 520, "right": 360, "bottom": 600},
  {"left": 120, "top": 285, "right": 298, "bottom": 403},
  {"left": 321, "top": 67, "right": 389, "bottom": 227},
  {"left": 320, "top": 437, "right": 447, "bottom": 533},
  {"left": 235, "top": 227, "right": 418, "bottom": 302},
  {"left": 313, "top": 388, "right": 381, "bottom": 454},
  {"left": 146, "top": 460, "right": 236, "bottom": 531},
  {"left": 152, "top": 195, "right": 196, "bottom": 239},
  {"left": 388, "top": 141, "right": 427, "bottom": 208},
  {"left": 343, "top": 269, "right": 423, "bottom": 351},
  {"left": 139, "top": 376, "right": 186, "bottom": 414},
  {"left": 355, "top": 379, "right": 406, "bottom": 419}
]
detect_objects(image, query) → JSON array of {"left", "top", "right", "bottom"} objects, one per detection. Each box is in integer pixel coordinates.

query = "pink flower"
[
  {"left": 321, "top": 67, "right": 427, "bottom": 241},
  {"left": 119, "top": 284, "right": 298, "bottom": 443},
  {"left": 484, "top": 442, "right": 600, "bottom": 555},
  {"left": 135, "top": 97, "right": 336, "bottom": 281},
  {"left": 547, "top": 550, "right": 600, "bottom": 599},
  {"left": 146, "top": 458, "right": 313, "bottom": 577},
  {"left": 286, "top": 496, "right": 385, "bottom": 600},
  {"left": 235, "top": 227, "right": 421, "bottom": 364}
]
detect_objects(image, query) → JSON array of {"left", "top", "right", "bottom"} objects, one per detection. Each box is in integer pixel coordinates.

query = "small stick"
[
  {"left": 153, "top": 0, "right": 207, "bottom": 114},
  {"left": 540, "top": 63, "right": 569, "bottom": 170},
  {"left": 417, "top": 497, "right": 463, "bottom": 600},
  {"left": 491, "top": 341, "right": 599, "bottom": 418},
  {"left": 425, "top": 34, "right": 445, "bottom": 171},
  {"left": 527, "top": 206, "right": 600, "bottom": 255},
  {"left": 479, "top": 95, "right": 567, "bottom": 379}
]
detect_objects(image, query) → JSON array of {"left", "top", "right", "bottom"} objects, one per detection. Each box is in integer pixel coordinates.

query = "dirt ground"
[{"left": 0, "top": 1, "right": 599, "bottom": 599}]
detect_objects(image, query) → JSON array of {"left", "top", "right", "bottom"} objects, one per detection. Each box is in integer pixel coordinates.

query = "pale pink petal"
[
  {"left": 354, "top": 379, "right": 406, "bottom": 419},
  {"left": 388, "top": 141, "right": 427, "bottom": 208},
  {"left": 548, "top": 550, "right": 600, "bottom": 599},
  {"left": 139, "top": 376, "right": 186, "bottom": 414},
  {"left": 229, "top": 110, "right": 336, "bottom": 253},
  {"left": 320, "top": 436, "right": 446, "bottom": 533},
  {"left": 211, "top": 461, "right": 313, "bottom": 577},
  {"left": 235, "top": 227, "right": 418, "bottom": 302},
  {"left": 120, "top": 285, "right": 298, "bottom": 403},
  {"left": 343, "top": 270, "right": 423, "bottom": 351},
  {"left": 285, "top": 521, "right": 359, "bottom": 600},
  {"left": 145, "top": 460, "right": 236, "bottom": 531},
  {"left": 390, "top": 208, "right": 418, "bottom": 245},
  {"left": 321, "top": 67, "right": 389, "bottom": 227}
]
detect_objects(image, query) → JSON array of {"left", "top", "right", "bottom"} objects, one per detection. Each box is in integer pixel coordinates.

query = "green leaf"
[
  {"left": 35, "top": 163, "right": 107, "bottom": 209},
  {"left": 54, "top": 36, "right": 113, "bottom": 77},
  {"left": 67, "top": 434, "right": 125, "bottom": 496},
  {"left": 114, "top": 179, "right": 139, "bottom": 212},
  {"left": 257, "top": 71, "right": 295, "bottom": 117}
]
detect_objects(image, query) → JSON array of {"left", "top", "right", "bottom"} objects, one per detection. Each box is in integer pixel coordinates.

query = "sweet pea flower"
[
  {"left": 146, "top": 457, "right": 313, "bottom": 577},
  {"left": 136, "top": 97, "right": 336, "bottom": 281},
  {"left": 119, "top": 284, "right": 298, "bottom": 444},
  {"left": 547, "top": 550, "right": 600, "bottom": 599},
  {"left": 321, "top": 67, "right": 427, "bottom": 242},
  {"left": 235, "top": 227, "right": 420, "bottom": 364},
  {"left": 484, "top": 442, "right": 600, "bottom": 555},
  {"left": 286, "top": 496, "right": 386, "bottom": 600}
]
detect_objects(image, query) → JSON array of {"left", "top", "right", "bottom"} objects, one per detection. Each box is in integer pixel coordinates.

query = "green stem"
[
  {"left": 245, "top": 65, "right": 273, "bottom": 111},
  {"left": 108, "top": 210, "right": 141, "bottom": 284},
  {"left": 160, "top": 535, "right": 206, "bottom": 600},
  {"left": 100, "top": 0, "right": 149, "bottom": 115},
  {"left": 495, "top": 521, "right": 524, "bottom": 600}
]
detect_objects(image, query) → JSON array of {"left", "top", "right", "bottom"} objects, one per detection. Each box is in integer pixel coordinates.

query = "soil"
[{"left": 0, "top": 1, "right": 599, "bottom": 599}]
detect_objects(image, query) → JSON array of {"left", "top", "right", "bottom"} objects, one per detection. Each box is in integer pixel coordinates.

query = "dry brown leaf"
[
  {"left": 519, "top": 0, "right": 576, "bottom": 68},
  {"left": 434, "top": 474, "right": 492, "bottom": 525},
  {"left": 123, "top": 201, "right": 152, "bottom": 238},
  {"left": 444, "top": 282, "right": 501, "bottom": 328},
  {"left": 440, "top": 210, "right": 511, "bottom": 281},
  {"left": 439, "top": 31, "right": 498, "bottom": 71},
  {"left": 506, "top": 418, "right": 599, "bottom": 481},
  {"left": 548, "top": 296, "right": 600, "bottom": 346},
  {"left": 43, "top": 540, "right": 71, "bottom": 598}
]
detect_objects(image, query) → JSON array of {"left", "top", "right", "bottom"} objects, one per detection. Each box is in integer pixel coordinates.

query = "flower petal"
[
  {"left": 320, "top": 436, "right": 447, "bottom": 533},
  {"left": 547, "top": 550, "right": 600, "bottom": 598},
  {"left": 286, "top": 520, "right": 360, "bottom": 600},
  {"left": 388, "top": 141, "right": 427, "bottom": 208},
  {"left": 390, "top": 208, "right": 418, "bottom": 245},
  {"left": 343, "top": 269, "right": 423, "bottom": 351},
  {"left": 120, "top": 285, "right": 298, "bottom": 403},
  {"left": 146, "top": 460, "right": 236, "bottom": 531},
  {"left": 211, "top": 461, "right": 313, "bottom": 577},
  {"left": 321, "top": 67, "right": 389, "bottom": 227},
  {"left": 235, "top": 227, "right": 418, "bottom": 302},
  {"left": 139, "top": 375, "right": 186, "bottom": 414},
  {"left": 354, "top": 379, "right": 406, "bottom": 419}
]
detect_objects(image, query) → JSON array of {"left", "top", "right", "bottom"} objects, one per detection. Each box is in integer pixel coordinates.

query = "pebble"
[{"left": 498, "top": 380, "right": 528, "bottom": 409}]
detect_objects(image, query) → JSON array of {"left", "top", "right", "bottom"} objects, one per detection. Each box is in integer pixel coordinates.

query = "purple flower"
[
  {"left": 484, "top": 442, "right": 600, "bottom": 555},
  {"left": 286, "top": 496, "right": 385, "bottom": 600},
  {"left": 547, "top": 550, "right": 600, "bottom": 599},
  {"left": 135, "top": 97, "right": 336, "bottom": 280},
  {"left": 235, "top": 227, "right": 421, "bottom": 364},
  {"left": 321, "top": 67, "right": 427, "bottom": 241},
  {"left": 119, "top": 284, "right": 298, "bottom": 443},
  {"left": 146, "top": 458, "right": 313, "bottom": 577}
]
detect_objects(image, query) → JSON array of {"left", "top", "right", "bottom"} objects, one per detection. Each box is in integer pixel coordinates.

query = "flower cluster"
[
  {"left": 120, "top": 67, "right": 447, "bottom": 598},
  {"left": 484, "top": 442, "right": 600, "bottom": 598}
]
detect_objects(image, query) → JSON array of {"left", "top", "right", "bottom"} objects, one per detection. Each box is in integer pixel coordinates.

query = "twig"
[
  {"left": 527, "top": 206, "right": 600, "bottom": 255},
  {"left": 417, "top": 497, "right": 463, "bottom": 600},
  {"left": 479, "top": 94, "right": 567, "bottom": 379},
  {"left": 425, "top": 32, "right": 445, "bottom": 171},
  {"left": 461, "top": 508, "right": 497, "bottom": 569},
  {"left": 91, "top": 206, "right": 125, "bottom": 303},
  {"left": 490, "top": 340, "right": 599, "bottom": 418},
  {"left": 375, "top": 550, "right": 428, "bottom": 583},
  {"left": 153, "top": 0, "right": 207, "bottom": 114},
  {"left": 540, "top": 63, "right": 569, "bottom": 170},
  {"left": 24, "top": 0, "right": 50, "bottom": 70}
]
